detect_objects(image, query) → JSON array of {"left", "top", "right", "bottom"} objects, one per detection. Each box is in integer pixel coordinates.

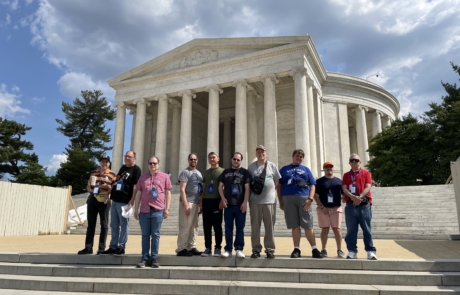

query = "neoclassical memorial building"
[{"left": 108, "top": 35, "right": 399, "bottom": 183}]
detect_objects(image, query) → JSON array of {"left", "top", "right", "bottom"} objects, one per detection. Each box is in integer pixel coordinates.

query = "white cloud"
[
  {"left": 6, "top": 13, "right": 11, "bottom": 25},
  {"left": 57, "top": 71, "right": 115, "bottom": 100},
  {"left": 0, "top": 83, "right": 30, "bottom": 118},
  {"left": 32, "top": 96, "right": 45, "bottom": 103},
  {"left": 46, "top": 153, "right": 67, "bottom": 174},
  {"left": 11, "top": 85, "right": 20, "bottom": 92},
  {"left": 9, "top": 0, "right": 19, "bottom": 10}
]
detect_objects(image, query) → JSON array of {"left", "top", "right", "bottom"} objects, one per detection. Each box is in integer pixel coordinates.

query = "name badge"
[
  {"left": 207, "top": 183, "right": 214, "bottom": 194},
  {"left": 327, "top": 193, "right": 334, "bottom": 204},
  {"left": 115, "top": 181, "right": 124, "bottom": 192},
  {"left": 150, "top": 187, "right": 158, "bottom": 199},
  {"left": 349, "top": 184, "right": 357, "bottom": 194},
  {"left": 198, "top": 183, "right": 203, "bottom": 193},
  {"left": 93, "top": 186, "right": 100, "bottom": 194},
  {"left": 231, "top": 184, "right": 239, "bottom": 195}
]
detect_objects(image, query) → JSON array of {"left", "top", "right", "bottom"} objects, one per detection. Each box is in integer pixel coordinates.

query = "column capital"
[
  {"left": 127, "top": 105, "right": 136, "bottom": 115},
  {"left": 231, "top": 79, "right": 248, "bottom": 88},
  {"left": 306, "top": 77, "right": 315, "bottom": 87},
  {"left": 153, "top": 94, "right": 168, "bottom": 102},
  {"left": 220, "top": 117, "right": 233, "bottom": 124},
  {"left": 114, "top": 101, "right": 126, "bottom": 108},
  {"left": 205, "top": 84, "right": 223, "bottom": 94},
  {"left": 169, "top": 99, "right": 181, "bottom": 109},
  {"left": 178, "top": 89, "right": 196, "bottom": 98},
  {"left": 247, "top": 87, "right": 260, "bottom": 100},
  {"left": 354, "top": 105, "right": 368, "bottom": 112},
  {"left": 261, "top": 73, "right": 279, "bottom": 84},
  {"left": 133, "top": 97, "right": 151, "bottom": 106},
  {"left": 369, "top": 109, "right": 383, "bottom": 116},
  {"left": 289, "top": 67, "right": 308, "bottom": 78}
]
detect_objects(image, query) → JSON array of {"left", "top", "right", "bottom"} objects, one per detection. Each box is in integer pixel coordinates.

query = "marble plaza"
[{"left": 108, "top": 35, "right": 399, "bottom": 183}]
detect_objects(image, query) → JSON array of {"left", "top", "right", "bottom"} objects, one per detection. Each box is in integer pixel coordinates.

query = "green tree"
[
  {"left": 56, "top": 90, "right": 116, "bottom": 160},
  {"left": 0, "top": 117, "right": 39, "bottom": 178},
  {"left": 11, "top": 161, "right": 50, "bottom": 185}
]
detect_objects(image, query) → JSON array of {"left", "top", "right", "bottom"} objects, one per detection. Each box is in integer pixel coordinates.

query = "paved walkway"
[{"left": 1, "top": 235, "right": 459, "bottom": 259}]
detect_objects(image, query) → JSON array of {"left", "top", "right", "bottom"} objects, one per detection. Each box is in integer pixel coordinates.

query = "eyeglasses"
[
  {"left": 349, "top": 159, "right": 360, "bottom": 163},
  {"left": 124, "top": 155, "right": 133, "bottom": 158},
  {"left": 189, "top": 158, "right": 198, "bottom": 161},
  {"left": 148, "top": 162, "right": 158, "bottom": 165},
  {"left": 232, "top": 158, "right": 241, "bottom": 162}
]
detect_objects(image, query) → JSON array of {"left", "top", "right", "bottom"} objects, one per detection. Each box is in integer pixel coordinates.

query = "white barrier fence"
[{"left": 0, "top": 182, "right": 71, "bottom": 236}]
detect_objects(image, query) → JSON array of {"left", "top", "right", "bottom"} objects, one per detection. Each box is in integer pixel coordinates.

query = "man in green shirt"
[{"left": 200, "top": 152, "right": 225, "bottom": 257}]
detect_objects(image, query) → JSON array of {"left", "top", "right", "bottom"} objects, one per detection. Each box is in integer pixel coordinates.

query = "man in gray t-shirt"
[
  {"left": 176, "top": 153, "right": 203, "bottom": 256},
  {"left": 247, "top": 145, "right": 281, "bottom": 258}
]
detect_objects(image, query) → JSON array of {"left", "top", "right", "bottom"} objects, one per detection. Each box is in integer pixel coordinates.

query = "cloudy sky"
[{"left": 1, "top": 0, "right": 459, "bottom": 175}]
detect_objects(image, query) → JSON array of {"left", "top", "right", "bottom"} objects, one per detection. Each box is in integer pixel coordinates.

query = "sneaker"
[
  {"left": 312, "top": 248, "right": 324, "bottom": 258},
  {"left": 213, "top": 248, "right": 221, "bottom": 257},
  {"left": 221, "top": 251, "right": 232, "bottom": 258},
  {"left": 321, "top": 249, "right": 328, "bottom": 257},
  {"left": 136, "top": 260, "right": 148, "bottom": 268},
  {"left": 99, "top": 248, "right": 116, "bottom": 255},
  {"left": 250, "top": 251, "right": 260, "bottom": 258},
  {"left": 177, "top": 249, "right": 193, "bottom": 257},
  {"left": 337, "top": 249, "right": 345, "bottom": 258},
  {"left": 266, "top": 251, "right": 275, "bottom": 259},
  {"left": 151, "top": 258, "right": 159, "bottom": 268},
  {"left": 189, "top": 248, "right": 202, "bottom": 256},
  {"left": 114, "top": 248, "right": 125, "bottom": 256},
  {"left": 346, "top": 251, "right": 358, "bottom": 259},
  {"left": 367, "top": 251, "right": 378, "bottom": 260},
  {"left": 77, "top": 248, "right": 93, "bottom": 255},
  {"left": 236, "top": 250, "right": 245, "bottom": 258},
  {"left": 290, "top": 248, "right": 301, "bottom": 258},
  {"left": 96, "top": 250, "right": 103, "bottom": 255},
  {"left": 201, "top": 248, "right": 212, "bottom": 257}
]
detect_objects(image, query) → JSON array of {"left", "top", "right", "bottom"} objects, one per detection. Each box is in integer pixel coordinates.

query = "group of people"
[{"left": 78, "top": 146, "right": 377, "bottom": 268}]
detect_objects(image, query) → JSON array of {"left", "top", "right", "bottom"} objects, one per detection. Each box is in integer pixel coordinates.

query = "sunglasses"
[
  {"left": 148, "top": 162, "right": 159, "bottom": 165},
  {"left": 324, "top": 166, "right": 333, "bottom": 169},
  {"left": 189, "top": 158, "right": 198, "bottom": 161},
  {"left": 232, "top": 158, "right": 241, "bottom": 162},
  {"left": 349, "top": 159, "right": 360, "bottom": 163}
]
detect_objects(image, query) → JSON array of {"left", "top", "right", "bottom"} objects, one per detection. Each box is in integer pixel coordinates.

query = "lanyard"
[{"left": 350, "top": 168, "right": 361, "bottom": 184}]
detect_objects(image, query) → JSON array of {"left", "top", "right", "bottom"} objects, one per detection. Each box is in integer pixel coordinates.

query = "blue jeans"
[
  {"left": 139, "top": 208, "right": 163, "bottom": 260},
  {"left": 223, "top": 205, "right": 247, "bottom": 252},
  {"left": 345, "top": 203, "right": 376, "bottom": 253},
  {"left": 109, "top": 201, "right": 129, "bottom": 250}
]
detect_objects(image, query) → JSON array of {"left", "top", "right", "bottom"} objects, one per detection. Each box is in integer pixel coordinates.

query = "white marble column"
[
  {"left": 337, "top": 102, "right": 351, "bottom": 176},
  {"left": 112, "top": 101, "right": 126, "bottom": 173},
  {"left": 133, "top": 98, "right": 150, "bottom": 170},
  {"left": 170, "top": 100, "right": 181, "bottom": 184},
  {"left": 289, "top": 68, "right": 310, "bottom": 168},
  {"left": 178, "top": 89, "right": 195, "bottom": 172},
  {"left": 129, "top": 107, "right": 136, "bottom": 151},
  {"left": 313, "top": 90, "right": 324, "bottom": 177},
  {"left": 256, "top": 95, "right": 265, "bottom": 146},
  {"left": 205, "top": 84, "right": 223, "bottom": 169},
  {"left": 232, "top": 80, "right": 248, "bottom": 168},
  {"left": 222, "top": 117, "right": 232, "bottom": 168},
  {"left": 306, "top": 79, "right": 317, "bottom": 175},
  {"left": 247, "top": 86, "right": 258, "bottom": 161},
  {"left": 371, "top": 110, "right": 383, "bottom": 137},
  {"left": 382, "top": 114, "right": 391, "bottom": 129},
  {"left": 261, "top": 74, "right": 279, "bottom": 167},
  {"left": 349, "top": 126, "right": 358, "bottom": 154},
  {"left": 154, "top": 94, "right": 169, "bottom": 166},
  {"left": 354, "top": 105, "right": 370, "bottom": 166}
]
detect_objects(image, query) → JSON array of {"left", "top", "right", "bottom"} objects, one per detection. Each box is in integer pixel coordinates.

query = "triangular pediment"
[{"left": 108, "top": 35, "right": 312, "bottom": 86}]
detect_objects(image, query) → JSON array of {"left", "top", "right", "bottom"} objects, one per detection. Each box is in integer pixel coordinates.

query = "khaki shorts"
[{"left": 316, "top": 206, "right": 342, "bottom": 228}]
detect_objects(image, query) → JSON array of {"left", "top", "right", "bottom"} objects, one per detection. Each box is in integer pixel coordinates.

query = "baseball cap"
[
  {"left": 100, "top": 155, "right": 111, "bottom": 162},
  {"left": 323, "top": 161, "right": 334, "bottom": 168},
  {"left": 256, "top": 145, "right": 266, "bottom": 151}
]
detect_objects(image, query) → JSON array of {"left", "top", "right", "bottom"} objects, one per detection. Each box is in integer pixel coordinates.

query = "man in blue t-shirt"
[
  {"left": 314, "top": 161, "right": 345, "bottom": 258},
  {"left": 277, "top": 149, "right": 323, "bottom": 259}
]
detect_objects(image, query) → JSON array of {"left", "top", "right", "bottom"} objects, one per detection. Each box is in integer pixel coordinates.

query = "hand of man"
[
  {"left": 240, "top": 202, "right": 247, "bottom": 213},
  {"left": 279, "top": 201, "right": 284, "bottom": 211},
  {"left": 221, "top": 199, "right": 228, "bottom": 209},
  {"left": 164, "top": 209, "right": 169, "bottom": 219},
  {"left": 184, "top": 204, "right": 191, "bottom": 216},
  {"left": 134, "top": 211, "right": 139, "bottom": 220},
  {"left": 303, "top": 199, "right": 312, "bottom": 211},
  {"left": 352, "top": 195, "right": 362, "bottom": 206}
]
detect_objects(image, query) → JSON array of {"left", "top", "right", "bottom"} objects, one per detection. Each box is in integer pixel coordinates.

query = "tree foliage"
[
  {"left": 368, "top": 62, "right": 460, "bottom": 186},
  {"left": 0, "top": 117, "right": 39, "bottom": 178},
  {"left": 11, "top": 161, "right": 50, "bottom": 185}
]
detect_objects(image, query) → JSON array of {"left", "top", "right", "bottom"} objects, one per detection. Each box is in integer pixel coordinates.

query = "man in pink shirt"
[{"left": 134, "top": 156, "right": 172, "bottom": 268}]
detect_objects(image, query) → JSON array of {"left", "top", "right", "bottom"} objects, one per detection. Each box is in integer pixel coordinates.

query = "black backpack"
[{"left": 250, "top": 161, "right": 268, "bottom": 195}]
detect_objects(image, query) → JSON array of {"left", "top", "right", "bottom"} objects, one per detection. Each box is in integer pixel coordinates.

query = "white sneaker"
[
  {"left": 367, "top": 251, "right": 378, "bottom": 260},
  {"left": 337, "top": 249, "right": 345, "bottom": 258},
  {"left": 236, "top": 250, "right": 245, "bottom": 258},
  {"left": 221, "top": 251, "right": 232, "bottom": 258},
  {"left": 346, "top": 251, "right": 358, "bottom": 259}
]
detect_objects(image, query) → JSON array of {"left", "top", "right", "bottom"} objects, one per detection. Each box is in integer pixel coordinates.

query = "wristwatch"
[{"left": 306, "top": 198, "right": 313, "bottom": 202}]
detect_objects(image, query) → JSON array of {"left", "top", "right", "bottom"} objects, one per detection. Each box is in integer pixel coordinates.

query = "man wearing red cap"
[{"left": 314, "top": 161, "right": 345, "bottom": 258}]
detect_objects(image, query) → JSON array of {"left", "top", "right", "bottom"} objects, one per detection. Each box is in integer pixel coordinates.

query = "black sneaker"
[
  {"left": 266, "top": 251, "right": 275, "bottom": 259},
  {"left": 177, "top": 249, "right": 193, "bottom": 257},
  {"left": 100, "top": 248, "right": 116, "bottom": 255},
  {"left": 312, "top": 248, "right": 324, "bottom": 258},
  {"left": 250, "top": 251, "right": 260, "bottom": 258},
  {"left": 321, "top": 249, "right": 328, "bottom": 257},
  {"left": 114, "top": 248, "right": 125, "bottom": 256},
  {"left": 290, "top": 248, "right": 301, "bottom": 258},
  {"left": 136, "top": 260, "right": 148, "bottom": 268},
  {"left": 189, "top": 248, "right": 202, "bottom": 255},
  {"left": 77, "top": 248, "right": 93, "bottom": 255},
  {"left": 151, "top": 258, "right": 159, "bottom": 268}
]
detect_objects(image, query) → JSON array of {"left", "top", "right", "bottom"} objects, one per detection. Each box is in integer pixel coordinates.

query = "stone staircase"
[
  {"left": 1, "top": 252, "right": 460, "bottom": 294},
  {"left": 70, "top": 184, "right": 459, "bottom": 240}
]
